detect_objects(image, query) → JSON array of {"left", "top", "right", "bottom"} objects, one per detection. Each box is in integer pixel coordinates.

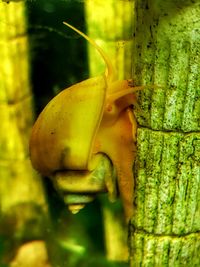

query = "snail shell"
[{"left": 30, "top": 76, "right": 106, "bottom": 175}]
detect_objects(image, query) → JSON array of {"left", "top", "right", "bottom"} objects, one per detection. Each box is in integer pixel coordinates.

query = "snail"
[{"left": 30, "top": 22, "right": 144, "bottom": 221}]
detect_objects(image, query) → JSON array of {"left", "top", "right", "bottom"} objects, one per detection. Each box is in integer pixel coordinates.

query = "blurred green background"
[{"left": 0, "top": 0, "right": 128, "bottom": 266}]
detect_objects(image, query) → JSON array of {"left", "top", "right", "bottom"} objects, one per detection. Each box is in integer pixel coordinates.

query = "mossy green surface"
[
  {"left": 132, "top": 0, "right": 200, "bottom": 132},
  {"left": 130, "top": 0, "right": 200, "bottom": 266},
  {"left": 130, "top": 231, "right": 200, "bottom": 267},
  {"left": 133, "top": 128, "right": 200, "bottom": 235}
]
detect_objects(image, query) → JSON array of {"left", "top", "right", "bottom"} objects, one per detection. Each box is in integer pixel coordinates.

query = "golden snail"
[{"left": 30, "top": 22, "right": 144, "bottom": 221}]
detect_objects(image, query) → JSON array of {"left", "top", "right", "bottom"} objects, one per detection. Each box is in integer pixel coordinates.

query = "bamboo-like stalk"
[
  {"left": 131, "top": 1, "right": 200, "bottom": 266},
  {"left": 85, "top": 0, "right": 135, "bottom": 262},
  {"left": 85, "top": 0, "right": 134, "bottom": 80},
  {"left": 0, "top": 2, "right": 50, "bottom": 265}
]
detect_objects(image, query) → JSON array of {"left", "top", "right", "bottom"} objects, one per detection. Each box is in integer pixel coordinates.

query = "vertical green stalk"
[
  {"left": 85, "top": 0, "right": 135, "bottom": 262},
  {"left": 131, "top": 1, "right": 200, "bottom": 266},
  {"left": 85, "top": 0, "right": 134, "bottom": 80},
  {"left": 0, "top": 2, "right": 49, "bottom": 265}
]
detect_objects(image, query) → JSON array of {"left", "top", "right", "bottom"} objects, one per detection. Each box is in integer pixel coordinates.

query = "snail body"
[{"left": 30, "top": 22, "right": 143, "bottom": 221}]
